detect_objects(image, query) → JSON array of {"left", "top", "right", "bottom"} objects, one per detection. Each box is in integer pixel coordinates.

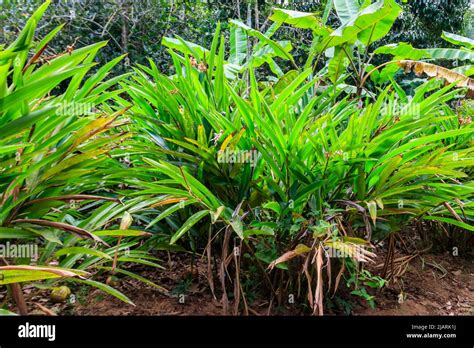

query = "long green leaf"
[{"left": 170, "top": 210, "right": 209, "bottom": 244}]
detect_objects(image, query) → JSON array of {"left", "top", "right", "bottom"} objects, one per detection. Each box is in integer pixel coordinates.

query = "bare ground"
[
  {"left": 22, "top": 251, "right": 470, "bottom": 316},
  {"left": 3, "top": 246, "right": 472, "bottom": 316}
]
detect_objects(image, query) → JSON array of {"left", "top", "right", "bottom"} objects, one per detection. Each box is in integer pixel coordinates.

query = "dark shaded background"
[{"left": 1, "top": 0, "right": 471, "bottom": 74}]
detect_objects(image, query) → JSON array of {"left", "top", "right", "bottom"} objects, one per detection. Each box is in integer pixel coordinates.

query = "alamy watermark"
[
  {"left": 381, "top": 100, "right": 421, "bottom": 119},
  {"left": 322, "top": 243, "right": 372, "bottom": 261},
  {"left": 56, "top": 101, "right": 94, "bottom": 116},
  {"left": 217, "top": 148, "right": 259, "bottom": 167},
  {"left": 0, "top": 242, "right": 38, "bottom": 260}
]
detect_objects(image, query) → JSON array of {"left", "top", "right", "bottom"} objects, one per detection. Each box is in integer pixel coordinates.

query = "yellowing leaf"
[
  {"left": 0, "top": 265, "right": 87, "bottom": 285},
  {"left": 212, "top": 206, "right": 225, "bottom": 224},
  {"left": 120, "top": 211, "right": 133, "bottom": 230},
  {"left": 366, "top": 200, "right": 377, "bottom": 226},
  {"left": 150, "top": 197, "right": 188, "bottom": 208},
  {"left": 268, "top": 244, "right": 311, "bottom": 270},
  {"left": 220, "top": 133, "right": 234, "bottom": 151}
]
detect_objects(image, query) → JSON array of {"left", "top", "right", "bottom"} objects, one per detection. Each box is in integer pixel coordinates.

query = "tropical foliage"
[
  {"left": 0, "top": 1, "right": 165, "bottom": 313},
  {"left": 0, "top": 0, "right": 472, "bottom": 315},
  {"left": 1, "top": 0, "right": 471, "bottom": 73}
]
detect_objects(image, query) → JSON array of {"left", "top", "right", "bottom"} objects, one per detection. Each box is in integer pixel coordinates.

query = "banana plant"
[
  {"left": 269, "top": 1, "right": 402, "bottom": 89},
  {"left": 367, "top": 30, "right": 474, "bottom": 90},
  {"left": 161, "top": 17, "right": 297, "bottom": 80},
  {"left": 427, "top": 31, "right": 474, "bottom": 65}
]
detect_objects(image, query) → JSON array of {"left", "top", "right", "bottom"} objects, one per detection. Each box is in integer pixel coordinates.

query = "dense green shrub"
[{"left": 0, "top": 0, "right": 472, "bottom": 315}]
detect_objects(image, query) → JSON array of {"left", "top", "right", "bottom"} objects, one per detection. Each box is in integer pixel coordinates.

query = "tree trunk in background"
[
  {"left": 254, "top": 0, "right": 259, "bottom": 31},
  {"left": 246, "top": 1, "right": 252, "bottom": 92},
  {"left": 237, "top": 0, "right": 241, "bottom": 19},
  {"left": 119, "top": 0, "right": 130, "bottom": 66}
]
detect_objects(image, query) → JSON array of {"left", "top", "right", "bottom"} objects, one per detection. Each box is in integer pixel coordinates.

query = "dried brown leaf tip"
[
  {"left": 268, "top": 244, "right": 311, "bottom": 270},
  {"left": 398, "top": 60, "right": 474, "bottom": 93}
]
